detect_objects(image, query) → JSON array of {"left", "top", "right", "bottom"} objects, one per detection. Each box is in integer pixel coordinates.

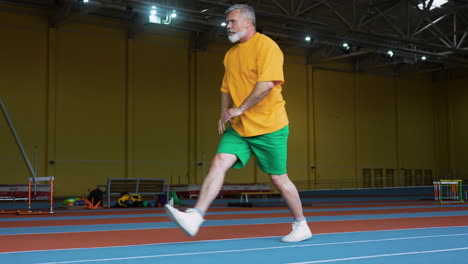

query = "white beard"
[{"left": 228, "top": 30, "right": 247, "bottom": 43}]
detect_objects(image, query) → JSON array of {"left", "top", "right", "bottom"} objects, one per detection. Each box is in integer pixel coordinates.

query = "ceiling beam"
[
  {"left": 316, "top": 50, "right": 372, "bottom": 63},
  {"left": 294, "top": 0, "right": 322, "bottom": 17},
  {"left": 322, "top": 0, "right": 352, "bottom": 29},
  {"left": 272, "top": 0, "right": 289, "bottom": 16},
  {"left": 360, "top": 2, "right": 400, "bottom": 27},
  {"left": 375, "top": 7, "right": 405, "bottom": 38},
  {"left": 412, "top": 14, "right": 446, "bottom": 37},
  {"left": 457, "top": 32, "right": 467, "bottom": 48}
]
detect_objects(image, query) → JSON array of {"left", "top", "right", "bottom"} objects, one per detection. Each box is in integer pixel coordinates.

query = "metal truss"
[{"left": 1, "top": 0, "right": 467, "bottom": 75}]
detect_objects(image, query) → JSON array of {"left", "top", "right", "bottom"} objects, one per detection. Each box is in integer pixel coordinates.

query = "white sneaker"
[
  {"left": 281, "top": 220, "right": 312, "bottom": 242},
  {"left": 164, "top": 204, "right": 204, "bottom": 237}
]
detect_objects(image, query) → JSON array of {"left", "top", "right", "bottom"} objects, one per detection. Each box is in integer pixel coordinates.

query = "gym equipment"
[{"left": 433, "top": 179, "right": 464, "bottom": 204}]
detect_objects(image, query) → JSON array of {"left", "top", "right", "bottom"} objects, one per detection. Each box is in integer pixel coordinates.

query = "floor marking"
[
  {"left": 2, "top": 204, "right": 467, "bottom": 222},
  {"left": 0, "top": 235, "right": 280, "bottom": 255},
  {"left": 287, "top": 247, "right": 468, "bottom": 264},
  {"left": 1, "top": 225, "right": 467, "bottom": 255},
  {"left": 33, "top": 233, "right": 468, "bottom": 264},
  {"left": 4, "top": 211, "right": 468, "bottom": 237}
]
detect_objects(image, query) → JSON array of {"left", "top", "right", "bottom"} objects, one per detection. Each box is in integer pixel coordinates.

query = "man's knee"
[
  {"left": 270, "top": 173, "right": 289, "bottom": 187},
  {"left": 211, "top": 153, "right": 237, "bottom": 170}
]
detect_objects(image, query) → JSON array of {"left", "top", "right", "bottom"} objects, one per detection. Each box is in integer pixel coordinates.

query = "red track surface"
[
  {"left": 1, "top": 198, "right": 467, "bottom": 254},
  {"left": 1, "top": 216, "right": 467, "bottom": 253},
  {"left": 1, "top": 206, "right": 467, "bottom": 228}
]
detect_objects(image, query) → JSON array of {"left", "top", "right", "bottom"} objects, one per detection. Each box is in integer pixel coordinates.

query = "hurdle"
[
  {"left": 240, "top": 191, "right": 280, "bottom": 203},
  {"left": 14, "top": 177, "right": 54, "bottom": 215},
  {"left": 433, "top": 179, "right": 464, "bottom": 204}
]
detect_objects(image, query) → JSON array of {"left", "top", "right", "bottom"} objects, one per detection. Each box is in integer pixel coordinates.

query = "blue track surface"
[
  {"left": 2, "top": 210, "right": 468, "bottom": 235},
  {"left": 1, "top": 193, "right": 467, "bottom": 264},
  {"left": 1, "top": 204, "right": 467, "bottom": 222},
  {"left": 2, "top": 227, "right": 467, "bottom": 264}
]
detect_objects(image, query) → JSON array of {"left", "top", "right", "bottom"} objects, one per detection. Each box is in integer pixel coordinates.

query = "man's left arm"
[{"left": 219, "top": 81, "right": 274, "bottom": 125}]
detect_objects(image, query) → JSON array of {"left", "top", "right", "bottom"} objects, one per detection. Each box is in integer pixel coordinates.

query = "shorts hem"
[{"left": 261, "top": 170, "right": 288, "bottom": 175}]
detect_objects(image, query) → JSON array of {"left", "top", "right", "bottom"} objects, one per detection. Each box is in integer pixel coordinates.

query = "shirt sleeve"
[
  {"left": 220, "top": 54, "right": 230, "bottom": 93},
  {"left": 220, "top": 72, "right": 229, "bottom": 93},
  {"left": 257, "top": 39, "right": 284, "bottom": 85}
]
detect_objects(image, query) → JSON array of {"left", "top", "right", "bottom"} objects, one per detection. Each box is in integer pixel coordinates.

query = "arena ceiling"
[{"left": 2, "top": 0, "right": 468, "bottom": 76}]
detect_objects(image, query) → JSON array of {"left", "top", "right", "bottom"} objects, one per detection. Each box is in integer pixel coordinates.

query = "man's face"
[{"left": 226, "top": 9, "right": 250, "bottom": 43}]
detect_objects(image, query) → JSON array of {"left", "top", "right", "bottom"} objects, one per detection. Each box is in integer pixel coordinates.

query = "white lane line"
[
  {"left": 2, "top": 225, "right": 467, "bottom": 255},
  {"left": 287, "top": 247, "right": 468, "bottom": 264},
  {"left": 33, "top": 233, "right": 468, "bottom": 264}
]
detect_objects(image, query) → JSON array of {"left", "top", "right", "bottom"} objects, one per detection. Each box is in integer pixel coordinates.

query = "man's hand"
[
  {"left": 218, "top": 107, "right": 243, "bottom": 134},
  {"left": 217, "top": 81, "right": 274, "bottom": 135}
]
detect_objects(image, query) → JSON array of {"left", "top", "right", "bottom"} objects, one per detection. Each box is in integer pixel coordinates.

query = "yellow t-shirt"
[{"left": 221, "top": 32, "right": 289, "bottom": 137}]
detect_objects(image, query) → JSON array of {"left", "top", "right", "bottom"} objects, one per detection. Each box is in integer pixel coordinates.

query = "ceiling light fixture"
[
  {"left": 341, "top": 42, "right": 352, "bottom": 53},
  {"left": 148, "top": 6, "right": 177, "bottom": 25},
  {"left": 384, "top": 50, "right": 395, "bottom": 62},
  {"left": 418, "top": 0, "right": 448, "bottom": 10},
  {"left": 149, "top": 6, "right": 159, "bottom": 23}
]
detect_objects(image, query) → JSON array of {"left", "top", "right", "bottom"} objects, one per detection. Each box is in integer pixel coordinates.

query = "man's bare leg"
[
  {"left": 270, "top": 173, "right": 312, "bottom": 242},
  {"left": 194, "top": 153, "right": 238, "bottom": 213},
  {"left": 270, "top": 173, "right": 305, "bottom": 220},
  {"left": 164, "top": 153, "right": 237, "bottom": 236}
]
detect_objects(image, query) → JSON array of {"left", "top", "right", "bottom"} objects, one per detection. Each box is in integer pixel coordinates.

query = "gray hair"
[{"left": 225, "top": 4, "right": 256, "bottom": 27}]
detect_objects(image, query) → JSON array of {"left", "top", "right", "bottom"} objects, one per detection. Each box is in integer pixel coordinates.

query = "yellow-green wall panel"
[
  {"left": 195, "top": 50, "right": 227, "bottom": 183},
  {"left": 54, "top": 27, "right": 127, "bottom": 195},
  {"left": 356, "top": 74, "right": 397, "bottom": 175},
  {"left": 396, "top": 79, "right": 435, "bottom": 170},
  {"left": 395, "top": 79, "right": 436, "bottom": 186},
  {"left": 432, "top": 82, "right": 450, "bottom": 178},
  {"left": 447, "top": 78, "right": 468, "bottom": 177},
  {"left": 132, "top": 36, "right": 190, "bottom": 185},
  {"left": 313, "top": 69, "right": 356, "bottom": 188},
  {"left": 283, "top": 63, "right": 309, "bottom": 189},
  {"left": 0, "top": 14, "right": 47, "bottom": 183}
]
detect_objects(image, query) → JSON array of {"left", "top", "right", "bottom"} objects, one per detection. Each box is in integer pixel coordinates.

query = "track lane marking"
[
  {"left": 32, "top": 233, "right": 468, "bottom": 264},
  {"left": 288, "top": 247, "right": 468, "bottom": 263}
]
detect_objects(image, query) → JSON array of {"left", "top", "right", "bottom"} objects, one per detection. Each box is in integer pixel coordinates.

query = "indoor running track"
[{"left": 1, "top": 199, "right": 467, "bottom": 263}]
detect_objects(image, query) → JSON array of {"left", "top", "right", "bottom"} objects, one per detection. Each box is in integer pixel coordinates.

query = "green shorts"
[{"left": 216, "top": 125, "right": 289, "bottom": 175}]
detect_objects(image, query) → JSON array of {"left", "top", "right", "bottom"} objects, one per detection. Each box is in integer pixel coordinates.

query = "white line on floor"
[
  {"left": 33, "top": 233, "right": 468, "bottom": 264},
  {"left": 287, "top": 247, "right": 468, "bottom": 264}
]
